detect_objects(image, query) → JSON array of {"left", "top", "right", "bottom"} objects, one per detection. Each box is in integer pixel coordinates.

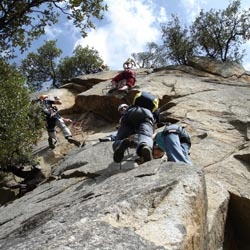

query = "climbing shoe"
[
  {"left": 48, "top": 138, "right": 56, "bottom": 149},
  {"left": 99, "top": 137, "right": 112, "bottom": 142},
  {"left": 113, "top": 138, "right": 130, "bottom": 163},
  {"left": 141, "top": 145, "right": 153, "bottom": 163},
  {"left": 67, "top": 137, "right": 81, "bottom": 147}
]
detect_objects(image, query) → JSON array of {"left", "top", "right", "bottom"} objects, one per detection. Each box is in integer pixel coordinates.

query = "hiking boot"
[
  {"left": 99, "top": 137, "right": 112, "bottom": 142},
  {"left": 48, "top": 138, "right": 56, "bottom": 149},
  {"left": 118, "top": 85, "right": 128, "bottom": 91},
  {"left": 113, "top": 138, "right": 130, "bottom": 163},
  {"left": 67, "top": 137, "right": 81, "bottom": 147},
  {"left": 141, "top": 145, "right": 153, "bottom": 163}
]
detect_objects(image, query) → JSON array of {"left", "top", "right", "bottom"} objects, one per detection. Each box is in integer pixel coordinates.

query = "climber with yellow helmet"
[{"left": 38, "top": 95, "right": 81, "bottom": 149}]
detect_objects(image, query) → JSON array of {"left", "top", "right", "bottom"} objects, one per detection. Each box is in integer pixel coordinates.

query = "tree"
[
  {"left": 20, "top": 41, "right": 104, "bottom": 90},
  {"left": 160, "top": 1, "right": 250, "bottom": 64},
  {"left": 161, "top": 15, "right": 195, "bottom": 65},
  {"left": 131, "top": 42, "right": 168, "bottom": 68},
  {"left": 0, "top": 60, "right": 44, "bottom": 172},
  {"left": 57, "top": 45, "right": 104, "bottom": 82},
  {"left": 20, "top": 40, "right": 62, "bottom": 90},
  {"left": 0, "top": 0, "right": 107, "bottom": 58},
  {"left": 191, "top": 0, "right": 250, "bottom": 62}
]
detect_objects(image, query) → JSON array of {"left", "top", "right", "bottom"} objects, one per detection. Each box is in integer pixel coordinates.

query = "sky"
[{"left": 33, "top": 0, "right": 250, "bottom": 70}]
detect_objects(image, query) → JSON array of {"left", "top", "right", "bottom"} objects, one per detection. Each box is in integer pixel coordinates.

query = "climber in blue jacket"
[{"left": 154, "top": 124, "right": 192, "bottom": 165}]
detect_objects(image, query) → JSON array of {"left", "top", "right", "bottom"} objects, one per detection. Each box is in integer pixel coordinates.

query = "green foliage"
[
  {"left": 161, "top": 15, "right": 196, "bottom": 65},
  {"left": 57, "top": 45, "right": 104, "bottom": 82},
  {"left": 0, "top": 0, "right": 107, "bottom": 58},
  {"left": 0, "top": 60, "right": 44, "bottom": 171},
  {"left": 20, "top": 41, "right": 104, "bottom": 90},
  {"left": 191, "top": 0, "right": 250, "bottom": 62},
  {"left": 131, "top": 42, "right": 168, "bottom": 68},
  {"left": 160, "top": 0, "right": 250, "bottom": 64},
  {"left": 20, "top": 40, "right": 62, "bottom": 90}
]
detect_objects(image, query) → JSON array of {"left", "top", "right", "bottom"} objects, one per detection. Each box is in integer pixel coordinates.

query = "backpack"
[{"left": 133, "top": 91, "right": 159, "bottom": 112}]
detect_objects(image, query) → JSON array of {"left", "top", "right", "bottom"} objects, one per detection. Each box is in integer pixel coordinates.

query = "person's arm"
[
  {"left": 112, "top": 72, "right": 124, "bottom": 82},
  {"left": 62, "top": 117, "right": 72, "bottom": 123},
  {"left": 53, "top": 96, "right": 62, "bottom": 105},
  {"left": 54, "top": 100, "right": 62, "bottom": 105}
]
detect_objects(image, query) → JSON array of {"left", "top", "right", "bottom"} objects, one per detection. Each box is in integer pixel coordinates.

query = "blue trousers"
[{"left": 156, "top": 124, "right": 192, "bottom": 165}]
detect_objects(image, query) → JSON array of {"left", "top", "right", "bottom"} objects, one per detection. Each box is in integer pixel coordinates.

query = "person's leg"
[
  {"left": 99, "top": 131, "right": 117, "bottom": 142},
  {"left": 112, "top": 124, "right": 133, "bottom": 150},
  {"left": 48, "top": 131, "right": 57, "bottom": 149},
  {"left": 56, "top": 118, "right": 72, "bottom": 138},
  {"left": 141, "top": 144, "right": 153, "bottom": 162},
  {"left": 46, "top": 117, "right": 57, "bottom": 149},
  {"left": 181, "top": 143, "right": 192, "bottom": 165},
  {"left": 110, "top": 131, "right": 118, "bottom": 141},
  {"left": 67, "top": 137, "right": 81, "bottom": 147},
  {"left": 113, "top": 107, "right": 154, "bottom": 163},
  {"left": 170, "top": 124, "right": 192, "bottom": 165},
  {"left": 112, "top": 124, "right": 133, "bottom": 163},
  {"left": 136, "top": 122, "right": 154, "bottom": 162},
  {"left": 117, "top": 79, "right": 127, "bottom": 90},
  {"left": 56, "top": 118, "right": 81, "bottom": 147},
  {"left": 163, "top": 133, "right": 192, "bottom": 165}
]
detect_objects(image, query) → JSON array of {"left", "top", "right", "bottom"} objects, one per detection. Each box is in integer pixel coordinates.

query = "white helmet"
[{"left": 118, "top": 103, "right": 128, "bottom": 112}]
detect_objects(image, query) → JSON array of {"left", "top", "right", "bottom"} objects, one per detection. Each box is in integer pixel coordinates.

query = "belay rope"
[
  {"left": 71, "top": 120, "right": 87, "bottom": 146},
  {"left": 71, "top": 120, "right": 83, "bottom": 132}
]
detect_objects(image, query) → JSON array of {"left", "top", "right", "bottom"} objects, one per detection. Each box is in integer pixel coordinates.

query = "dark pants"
[{"left": 113, "top": 106, "right": 154, "bottom": 156}]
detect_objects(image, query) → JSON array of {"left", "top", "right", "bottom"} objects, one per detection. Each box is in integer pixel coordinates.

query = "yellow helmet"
[{"left": 39, "top": 94, "right": 48, "bottom": 100}]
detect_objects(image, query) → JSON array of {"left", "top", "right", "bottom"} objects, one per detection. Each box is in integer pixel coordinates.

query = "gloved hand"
[{"left": 63, "top": 118, "right": 72, "bottom": 123}]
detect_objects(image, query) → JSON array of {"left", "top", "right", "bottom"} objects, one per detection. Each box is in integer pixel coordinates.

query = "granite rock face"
[{"left": 0, "top": 59, "right": 249, "bottom": 250}]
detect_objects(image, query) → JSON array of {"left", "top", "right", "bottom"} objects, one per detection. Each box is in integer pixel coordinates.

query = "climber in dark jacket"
[{"left": 112, "top": 105, "right": 154, "bottom": 163}]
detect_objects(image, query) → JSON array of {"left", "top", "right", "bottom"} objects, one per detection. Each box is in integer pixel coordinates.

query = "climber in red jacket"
[{"left": 109, "top": 58, "right": 136, "bottom": 93}]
